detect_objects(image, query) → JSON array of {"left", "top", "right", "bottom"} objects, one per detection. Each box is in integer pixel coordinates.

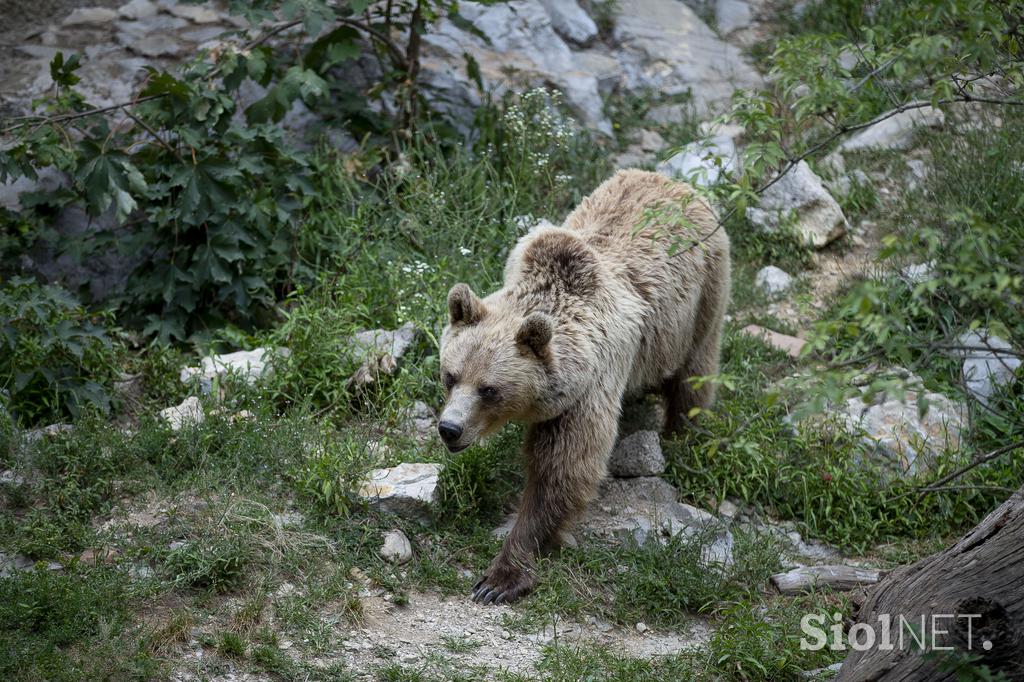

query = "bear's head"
[{"left": 437, "top": 283, "right": 554, "bottom": 452}]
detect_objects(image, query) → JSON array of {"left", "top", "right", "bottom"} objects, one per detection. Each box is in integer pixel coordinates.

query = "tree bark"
[{"left": 836, "top": 485, "right": 1024, "bottom": 681}]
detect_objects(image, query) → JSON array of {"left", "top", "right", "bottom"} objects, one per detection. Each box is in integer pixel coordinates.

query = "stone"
[
  {"left": 116, "top": 32, "right": 184, "bottom": 57},
  {"left": 746, "top": 161, "right": 847, "bottom": 248},
  {"left": 900, "top": 261, "right": 935, "bottom": 284},
  {"left": 717, "top": 499, "right": 739, "bottom": 518},
  {"left": 180, "top": 347, "right": 284, "bottom": 394},
  {"left": 755, "top": 265, "right": 793, "bottom": 297},
  {"left": 358, "top": 463, "right": 442, "bottom": 520},
  {"left": 838, "top": 376, "right": 964, "bottom": 476},
  {"left": 166, "top": 3, "right": 222, "bottom": 23},
  {"left": 771, "top": 565, "right": 882, "bottom": 595},
  {"left": 539, "top": 0, "right": 598, "bottom": 45},
  {"left": 715, "top": 0, "right": 752, "bottom": 35},
  {"left": 24, "top": 423, "right": 74, "bottom": 442},
  {"left": 0, "top": 167, "right": 66, "bottom": 212},
  {"left": 1, "top": 470, "right": 26, "bottom": 486},
  {"left": 159, "top": 396, "right": 204, "bottom": 431},
  {"left": 740, "top": 325, "right": 806, "bottom": 359},
  {"left": 647, "top": 102, "right": 691, "bottom": 126},
  {"left": 656, "top": 134, "right": 737, "bottom": 187},
  {"left": 380, "top": 529, "right": 413, "bottom": 564},
  {"left": 905, "top": 158, "right": 929, "bottom": 189},
  {"left": 820, "top": 151, "right": 845, "bottom": 177},
  {"left": 636, "top": 129, "right": 667, "bottom": 153},
  {"left": 828, "top": 169, "right": 870, "bottom": 198},
  {"left": 403, "top": 401, "right": 437, "bottom": 441},
  {"left": 579, "top": 476, "right": 734, "bottom": 565},
  {"left": 62, "top": 7, "right": 119, "bottom": 26},
  {"left": 607, "top": 430, "right": 666, "bottom": 477},
  {"left": 956, "top": 331, "right": 1021, "bottom": 407},
  {"left": 349, "top": 323, "right": 419, "bottom": 386},
  {"left": 0, "top": 552, "right": 36, "bottom": 578},
  {"left": 612, "top": 0, "right": 762, "bottom": 115},
  {"left": 839, "top": 105, "right": 945, "bottom": 153},
  {"left": 115, "top": 14, "right": 188, "bottom": 36},
  {"left": 119, "top": 0, "right": 158, "bottom": 20},
  {"left": 572, "top": 50, "right": 623, "bottom": 94}
]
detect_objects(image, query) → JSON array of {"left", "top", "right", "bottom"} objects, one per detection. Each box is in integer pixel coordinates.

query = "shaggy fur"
[{"left": 438, "top": 169, "right": 731, "bottom": 604}]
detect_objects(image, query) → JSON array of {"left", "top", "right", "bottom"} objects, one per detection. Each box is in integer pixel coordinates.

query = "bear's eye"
[
  {"left": 478, "top": 385, "right": 499, "bottom": 401},
  {"left": 443, "top": 371, "right": 457, "bottom": 391}
]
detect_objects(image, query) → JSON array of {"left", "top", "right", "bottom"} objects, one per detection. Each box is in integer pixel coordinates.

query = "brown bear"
[{"left": 437, "top": 169, "right": 731, "bottom": 604}]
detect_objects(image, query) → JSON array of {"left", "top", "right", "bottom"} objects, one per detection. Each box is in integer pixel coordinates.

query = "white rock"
[
  {"left": 116, "top": 32, "right": 184, "bottom": 57},
  {"left": 839, "top": 106, "right": 945, "bottom": 153},
  {"left": 159, "top": 396, "right": 204, "bottom": 431},
  {"left": 349, "top": 323, "right": 419, "bottom": 386},
  {"left": 359, "top": 463, "right": 442, "bottom": 520},
  {"left": 828, "top": 169, "right": 870, "bottom": 198},
  {"left": 166, "top": 3, "right": 222, "bottom": 23},
  {"left": 716, "top": 0, "right": 752, "bottom": 35},
  {"left": 118, "top": 0, "right": 158, "bottom": 20},
  {"left": 635, "top": 621, "right": 648, "bottom": 633},
  {"left": 613, "top": 0, "right": 762, "bottom": 115},
  {"left": 957, "top": 331, "right": 1021, "bottom": 406},
  {"left": 403, "top": 401, "right": 436, "bottom": 441},
  {"left": 180, "top": 347, "right": 283, "bottom": 394},
  {"left": 607, "top": 430, "right": 665, "bottom": 477},
  {"left": 572, "top": 50, "right": 623, "bottom": 94},
  {"left": 900, "top": 261, "right": 935, "bottom": 284},
  {"left": 539, "top": 0, "right": 598, "bottom": 45},
  {"left": 656, "top": 134, "right": 737, "bottom": 187},
  {"left": 380, "top": 529, "right": 413, "bottom": 564},
  {"left": 62, "top": 7, "right": 119, "bottom": 25},
  {"left": 24, "top": 423, "right": 74, "bottom": 442},
  {"left": 820, "top": 151, "right": 846, "bottom": 177},
  {"left": 838, "top": 377, "right": 964, "bottom": 476},
  {"left": 755, "top": 265, "right": 793, "bottom": 297},
  {"left": 746, "top": 161, "right": 847, "bottom": 248}
]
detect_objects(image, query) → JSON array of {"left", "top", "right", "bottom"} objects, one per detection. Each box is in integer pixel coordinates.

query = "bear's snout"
[{"left": 438, "top": 420, "right": 466, "bottom": 451}]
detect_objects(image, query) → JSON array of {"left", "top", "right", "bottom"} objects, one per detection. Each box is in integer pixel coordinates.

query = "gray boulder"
[
  {"left": 747, "top": 161, "right": 847, "bottom": 248},
  {"left": 607, "top": 430, "right": 666, "bottom": 477},
  {"left": 539, "top": 0, "right": 598, "bottom": 45},
  {"left": 956, "top": 331, "right": 1020, "bottom": 406},
  {"left": 755, "top": 265, "right": 793, "bottom": 297},
  {"left": 839, "top": 106, "right": 945, "bottom": 153},
  {"left": 180, "top": 347, "right": 286, "bottom": 394},
  {"left": 838, "top": 375, "right": 964, "bottom": 476},
  {"left": 656, "top": 134, "right": 737, "bottom": 187},
  {"left": 349, "top": 323, "right": 419, "bottom": 387},
  {"left": 579, "top": 476, "right": 733, "bottom": 565}
]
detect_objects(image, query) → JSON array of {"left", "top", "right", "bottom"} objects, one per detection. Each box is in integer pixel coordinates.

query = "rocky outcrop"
[
  {"left": 747, "top": 161, "right": 847, "bottom": 248},
  {"left": 613, "top": 0, "right": 762, "bottom": 114}
]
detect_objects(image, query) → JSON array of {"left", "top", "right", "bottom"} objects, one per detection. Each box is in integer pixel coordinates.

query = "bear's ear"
[
  {"left": 516, "top": 312, "right": 554, "bottom": 356},
  {"left": 448, "top": 283, "right": 486, "bottom": 326}
]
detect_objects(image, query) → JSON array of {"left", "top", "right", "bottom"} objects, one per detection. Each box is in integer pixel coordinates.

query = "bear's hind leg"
[{"left": 663, "top": 252, "right": 730, "bottom": 435}]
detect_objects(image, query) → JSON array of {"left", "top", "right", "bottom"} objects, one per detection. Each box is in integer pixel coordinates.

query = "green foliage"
[
  {"left": 292, "top": 431, "right": 378, "bottom": 516},
  {"left": 0, "top": 0, "right": 469, "bottom": 342},
  {"left": 0, "top": 567, "right": 156, "bottom": 681},
  {"left": 0, "top": 278, "right": 120, "bottom": 425},
  {"left": 435, "top": 427, "right": 524, "bottom": 525},
  {"left": 165, "top": 536, "right": 251, "bottom": 592}
]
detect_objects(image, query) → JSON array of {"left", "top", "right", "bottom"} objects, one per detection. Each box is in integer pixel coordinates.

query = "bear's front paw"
[{"left": 471, "top": 562, "right": 536, "bottom": 605}]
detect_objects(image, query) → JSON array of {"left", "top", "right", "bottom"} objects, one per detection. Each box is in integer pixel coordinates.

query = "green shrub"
[{"left": 0, "top": 278, "right": 120, "bottom": 425}]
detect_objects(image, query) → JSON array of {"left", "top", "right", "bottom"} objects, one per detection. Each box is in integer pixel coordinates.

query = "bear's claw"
[{"left": 471, "top": 566, "right": 535, "bottom": 605}]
